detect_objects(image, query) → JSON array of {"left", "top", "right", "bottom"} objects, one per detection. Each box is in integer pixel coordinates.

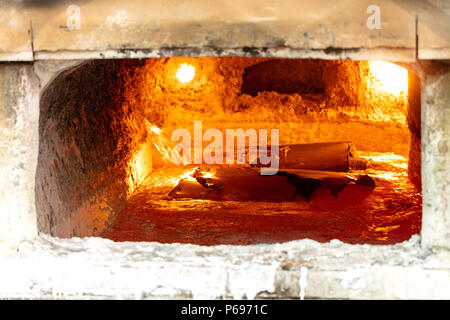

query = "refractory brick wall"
[
  {"left": 36, "top": 60, "right": 148, "bottom": 238},
  {"left": 30, "top": 57, "right": 420, "bottom": 239}
]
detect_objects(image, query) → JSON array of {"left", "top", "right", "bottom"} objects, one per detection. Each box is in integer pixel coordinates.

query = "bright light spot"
[
  {"left": 176, "top": 63, "right": 195, "bottom": 83},
  {"left": 369, "top": 61, "right": 408, "bottom": 95},
  {"left": 199, "top": 172, "right": 215, "bottom": 179},
  {"left": 179, "top": 168, "right": 198, "bottom": 182},
  {"left": 127, "top": 142, "right": 152, "bottom": 194},
  {"left": 149, "top": 125, "right": 162, "bottom": 135}
]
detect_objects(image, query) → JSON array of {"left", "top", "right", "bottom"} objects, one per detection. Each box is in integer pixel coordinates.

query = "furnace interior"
[{"left": 36, "top": 57, "right": 422, "bottom": 245}]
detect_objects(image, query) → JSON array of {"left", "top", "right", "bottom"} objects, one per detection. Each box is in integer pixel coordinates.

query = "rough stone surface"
[
  {"left": 33, "top": 60, "right": 84, "bottom": 91},
  {"left": 241, "top": 59, "right": 326, "bottom": 96},
  {"left": 0, "top": 0, "right": 421, "bottom": 61},
  {"left": 1, "top": 234, "right": 450, "bottom": 299},
  {"left": 414, "top": 0, "right": 450, "bottom": 59},
  {"left": 36, "top": 60, "right": 147, "bottom": 237},
  {"left": 408, "top": 71, "right": 422, "bottom": 191},
  {"left": 0, "top": 0, "right": 448, "bottom": 61},
  {"left": 421, "top": 61, "right": 450, "bottom": 250},
  {"left": 0, "top": 4, "right": 32, "bottom": 61},
  {"left": 127, "top": 58, "right": 412, "bottom": 156},
  {"left": 0, "top": 63, "right": 39, "bottom": 242}
]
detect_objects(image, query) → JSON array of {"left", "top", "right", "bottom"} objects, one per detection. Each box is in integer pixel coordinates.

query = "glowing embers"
[
  {"left": 168, "top": 166, "right": 375, "bottom": 202},
  {"left": 369, "top": 61, "right": 408, "bottom": 95},
  {"left": 176, "top": 63, "right": 195, "bottom": 83},
  {"left": 102, "top": 153, "right": 421, "bottom": 245}
]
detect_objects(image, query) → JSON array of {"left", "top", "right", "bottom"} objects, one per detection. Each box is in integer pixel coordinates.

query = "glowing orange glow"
[
  {"left": 148, "top": 124, "right": 162, "bottom": 135},
  {"left": 127, "top": 141, "right": 152, "bottom": 193},
  {"left": 179, "top": 168, "right": 198, "bottom": 182},
  {"left": 176, "top": 63, "right": 195, "bottom": 83},
  {"left": 102, "top": 58, "right": 421, "bottom": 246},
  {"left": 369, "top": 61, "right": 408, "bottom": 95},
  {"left": 198, "top": 171, "right": 215, "bottom": 179},
  {"left": 145, "top": 120, "right": 186, "bottom": 165}
]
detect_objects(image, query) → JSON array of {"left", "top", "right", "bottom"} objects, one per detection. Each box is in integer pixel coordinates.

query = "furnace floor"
[{"left": 101, "top": 152, "right": 422, "bottom": 245}]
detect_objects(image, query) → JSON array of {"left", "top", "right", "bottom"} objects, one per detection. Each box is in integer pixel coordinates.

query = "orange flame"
[{"left": 145, "top": 120, "right": 187, "bottom": 166}]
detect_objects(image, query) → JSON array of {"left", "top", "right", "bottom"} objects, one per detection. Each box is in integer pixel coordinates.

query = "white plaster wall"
[
  {"left": 0, "top": 0, "right": 448, "bottom": 61},
  {"left": 421, "top": 62, "right": 450, "bottom": 250},
  {"left": 1, "top": 234, "right": 450, "bottom": 299},
  {"left": 0, "top": 64, "right": 39, "bottom": 244}
]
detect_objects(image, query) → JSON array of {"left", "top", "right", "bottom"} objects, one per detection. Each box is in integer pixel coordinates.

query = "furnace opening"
[{"left": 36, "top": 57, "right": 422, "bottom": 245}]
